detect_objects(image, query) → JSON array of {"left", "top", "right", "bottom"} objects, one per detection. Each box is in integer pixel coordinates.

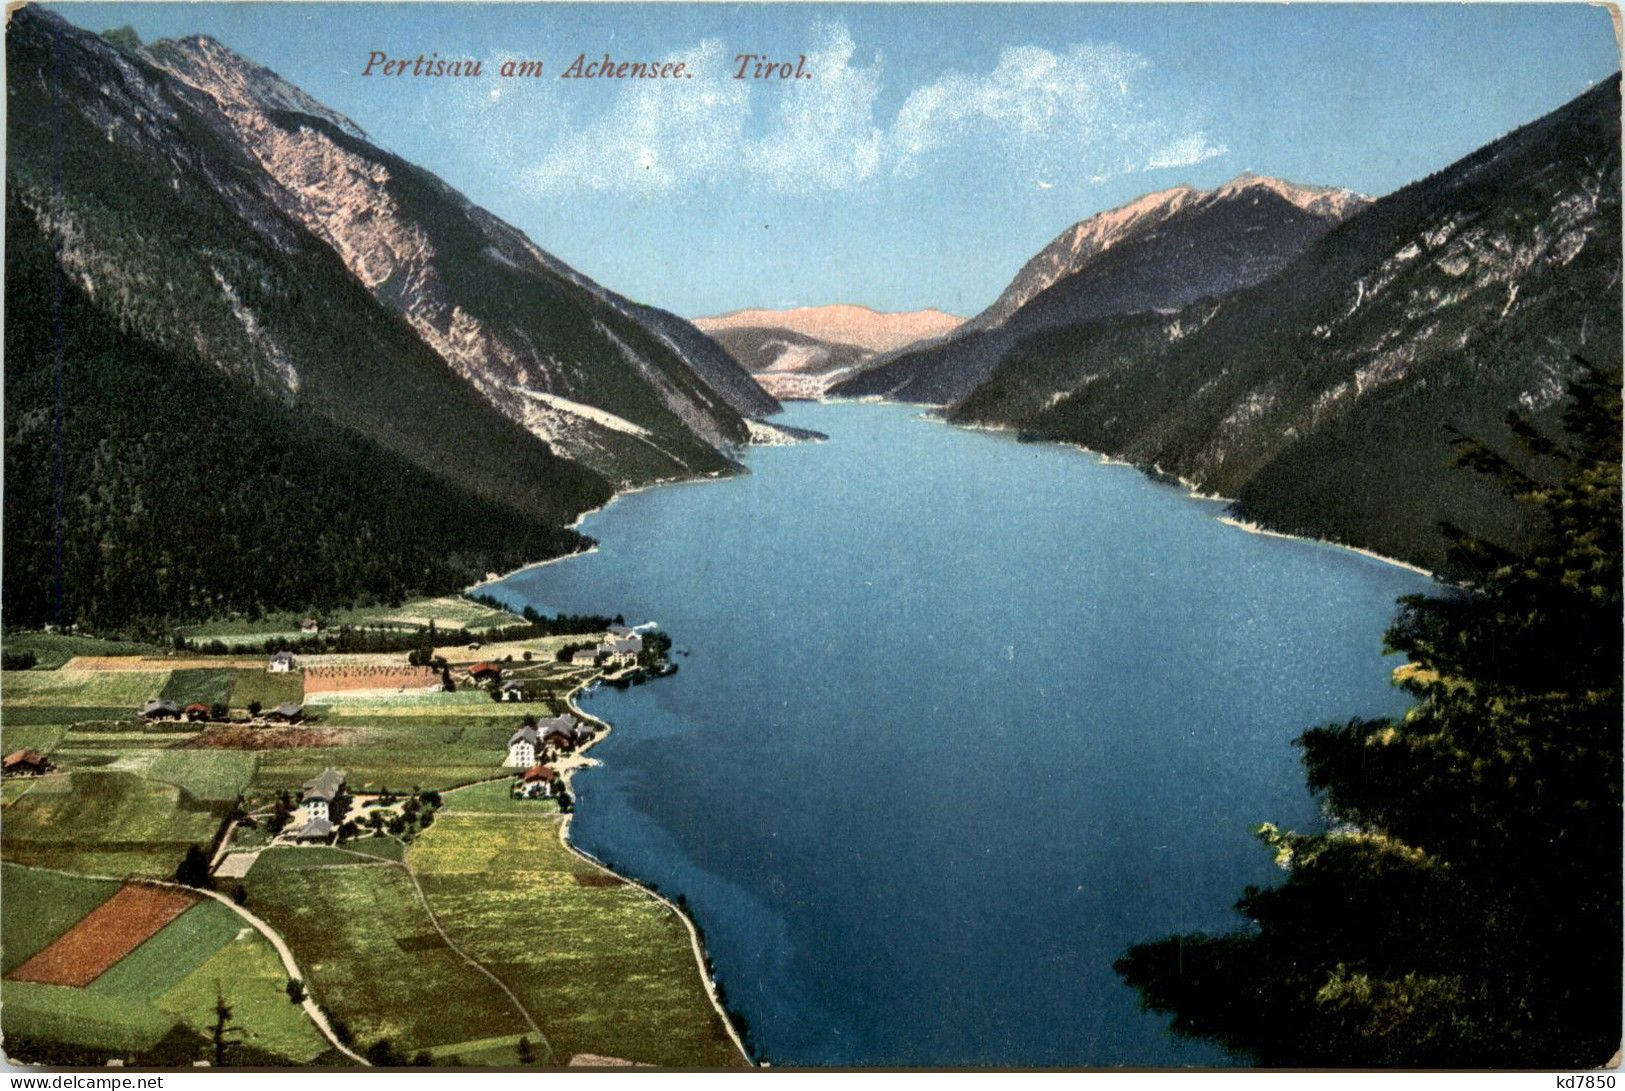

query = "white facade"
[{"left": 507, "top": 740, "right": 535, "bottom": 768}]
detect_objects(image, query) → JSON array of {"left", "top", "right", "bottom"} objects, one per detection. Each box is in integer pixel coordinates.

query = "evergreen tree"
[{"left": 1116, "top": 362, "right": 1622, "bottom": 1067}]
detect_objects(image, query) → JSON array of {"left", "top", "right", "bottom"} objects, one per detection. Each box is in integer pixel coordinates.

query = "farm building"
[
  {"left": 291, "top": 816, "right": 333, "bottom": 842},
  {"left": 267, "top": 650, "right": 296, "bottom": 673},
  {"left": 506, "top": 725, "right": 540, "bottom": 768},
  {"left": 499, "top": 679, "right": 529, "bottom": 702},
  {"left": 301, "top": 768, "right": 345, "bottom": 822},
  {"left": 265, "top": 702, "right": 305, "bottom": 723},
  {"left": 469, "top": 661, "right": 503, "bottom": 683},
  {"left": 2, "top": 749, "right": 54, "bottom": 777},
  {"left": 184, "top": 703, "right": 211, "bottom": 722},
  {"left": 569, "top": 647, "right": 600, "bottom": 667},
  {"left": 515, "top": 763, "right": 558, "bottom": 799},
  {"left": 140, "top": 698, "right": 183, "bottom": 720},
  {"left": 300, "top": 617, "right": 320, "bottom": 634}
]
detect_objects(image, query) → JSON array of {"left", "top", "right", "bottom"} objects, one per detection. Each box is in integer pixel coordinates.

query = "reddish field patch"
[
  {"left": 302, "top": 665, "right": 440, "bottom": 694},
  {"left": 7, "top": 884, "right": 197, "bottom": 987},
  {"left": 187, "top": 726, "right": 340, "bottom": 749}
]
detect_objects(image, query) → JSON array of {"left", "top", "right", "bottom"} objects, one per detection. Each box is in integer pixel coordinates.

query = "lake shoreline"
[
  {"left": 553, "top": 674, "right": 756, "bottom": 1067},
  {"left": 913, "top": 407, "right": 1439, "bottom": 582},
  {"left": 556, "top": 672, "right": 755, "bottom": 1065}
]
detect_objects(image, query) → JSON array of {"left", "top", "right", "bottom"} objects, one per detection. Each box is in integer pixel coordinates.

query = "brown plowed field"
[
  {"left": 302, "top": 665, "right": 440, "bottom": 694},
  {"left": 7, "top": 884, "right": 197, "bottom": 987}
]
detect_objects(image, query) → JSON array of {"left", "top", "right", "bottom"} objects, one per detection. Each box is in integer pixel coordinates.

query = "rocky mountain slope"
[
  {"left": 138, "top": 28, "right": 771, "bottom": 485},
  {"left": 2, "top": 9, "right": 772, "bottom": 628},
  {"left": 701, "top": 326, "right": 875, "bottom": 400},
  {"left": 830, "top": 175, "right": 1369, "bottom": 404},
  {"left": 954, "top": 77, "right": 1623, "bottom": 573}
]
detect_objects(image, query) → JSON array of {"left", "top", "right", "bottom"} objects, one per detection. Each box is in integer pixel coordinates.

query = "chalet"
[
  {"left": 600, "top": 637, "right": 640, "bottom": 669},
  {"left": 301, "top": 768, "right": 345, "bottom": 822},
  {"left": 2, "top": 749, "right": 53, "bottom": 777},
  {"left": 140, "top": 699, "right": 183, "bottom": 721},
  {"left": 469, "top": 662, "right": 503, "bottom": 683},
  {"left": 499, "top": 679, "right": 528, "bottom": 702},
  {"left": 569, "top": 647, "right": 600, "bottom": 667},
  {"left": 506, "top": 725, "right": 540, "bottom": 768},
  {"left": 184, "top": 703, "right": 211, "bottom": 722},
  {"left": 516, "top": 763, "right": 557, "bottom": 799},
  {"left": 300, "top": 617, "right": 320, "bottom": 634},
  {"left": 267, "top": 651, "right": 296, "bottom": 673},
  {"left": 291, "top": 816, "right": 333, "bottom": 842},
  {"left": 265, "top": 702, "right": 305, "bottom": 724}
]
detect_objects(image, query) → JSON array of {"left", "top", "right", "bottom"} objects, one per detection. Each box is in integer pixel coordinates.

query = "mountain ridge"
[
  {"left": 952, "top": 76, "right": 1623, "bottom": 573},
  {"left": 830, "top": 172, "right": 1371, "bottom": 404}
]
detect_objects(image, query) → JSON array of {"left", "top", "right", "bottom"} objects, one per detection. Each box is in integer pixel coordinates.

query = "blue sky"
[{"left": 48, "top": 2, "right": 1623, "bottom": 318}]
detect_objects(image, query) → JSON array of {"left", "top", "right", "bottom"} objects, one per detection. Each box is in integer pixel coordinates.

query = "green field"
[
  {"left": 228, "top": 669, "right": 305, "bottom": 710},
  {"left": 0, "top": 863, "right": 121, "bottom": 973},
  {"left": 104, "top": 750, "right": 258, "bottom": 802},
  {"left": 1, "top": 771, "right": 225, "bottom": 878},
  {"left": 1, "top": 979, "right": 186, "bottom": 1056},
  {"left": 0, "top": 724, "right": 67, "bottom": 755},
  {"left": 408, "top": 811, "right": 743, "bottom": 1067},
  {"left": 0, "top": 867, "right": 329, "bottom": 1064},
  {"left": 160, "top": 669, "right": 238, "bottom": 707},
  {"left": 88, "top": 900, "right": 248, "bottom": 1001},
  {"left": 438, "top": 778, "right": 553, "bottom": 815},
  {"left": 243, "top": 861, "right": 531, "bottom": 1055},
  {"left": 0, "top": 632, "right": 168, "bottom": 670},
  {"left": 2, "top": 669, "right": 171, "bottom": 707},
  {"left": 305, "top": 691, "right": 506, "bottom": 714},
  {"left": 154, "top": 925, "right": 331, "bottom": 1063},
  {"left": 177, "top": 597, "right": 527, "bottom": 645},
  {"left": 250, "top": 721, "right": 511, "bottom": 794}
]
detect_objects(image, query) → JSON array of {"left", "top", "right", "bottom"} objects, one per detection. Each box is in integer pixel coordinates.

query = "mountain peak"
[
  {"left": 143, "top": 32, "right": 371, "bottom": 143},
  {"left": 694, "top": 304, "right": 965, "bottom": 354},
  {"left": 1213, "top": 171, "right": 1371, "bottom": 220}
]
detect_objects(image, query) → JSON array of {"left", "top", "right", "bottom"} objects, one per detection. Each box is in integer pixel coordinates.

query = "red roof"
[
  {"left": 3, "top": 749, "right": 45, "bottom": 768},
  {"left": 469, "top": 661, "right": 502, "bottom": 675},
  {"left": 185, "top": 703, "right": 211, "bottom": 713},
  {"left": 521, "top": 764, "right": 557, "bottom": 783}
]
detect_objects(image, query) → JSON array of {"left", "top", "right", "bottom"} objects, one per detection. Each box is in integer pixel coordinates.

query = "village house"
[
  {"left": 506, "top": 725, "right": 540, "bottom": 767},
  {"left": 184, "top": 703, "right": 211, "bottom": 722},
  {"left": 600, "top": 637, "right": 641, "bottom": 669},
  {"left": 300, "top": 617, "right": 320, "bottom": 634},
  {"left": 2, "top": 749, "right": 54, "bottom": 777},
  {"left": 140, "top": 698, "right": 183, "bottom": 721},
  {"left": 469, "top": 661, "right": 503, "bottom": 684},
  {"left": 515, "top": 763, "right": 557, "bottom": 799},
  {"left": 499, "top": 679, "right": 528, "bottom": 702},
  {"left": 569, "top": 647, "right": 600, "bottom": 667},
  {"left": 267, "top": 650, "right": 296, "bottom": 673},
  {"left": 537, "top": 713, "right": 594, "bottom": 755},
  {"left": 300, "top": 768, "right": 345, "bottom": 824},
  {"left": 265, "top": 702, "right": 305, "bottom": 724},
  {"left": 291, "top": 816, "right": 332, "bottom": 843}
]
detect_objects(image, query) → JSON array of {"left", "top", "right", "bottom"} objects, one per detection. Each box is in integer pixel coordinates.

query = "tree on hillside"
[{"left": 1116, "top": 361, "right": 1622, "bottom": 1067}]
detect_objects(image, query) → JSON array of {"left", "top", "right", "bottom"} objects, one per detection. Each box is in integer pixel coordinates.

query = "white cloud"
[
  {"left": 479, "top": 24, "right": 1224, "bottom": 196},
  {"left": 1143, "top": 132, "right": 1228, "bottom": 171}
]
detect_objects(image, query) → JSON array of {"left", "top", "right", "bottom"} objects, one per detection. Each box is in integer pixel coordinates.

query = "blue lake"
[{"left": 491, "top": 402, "right": 1432, "bottom": 1067}]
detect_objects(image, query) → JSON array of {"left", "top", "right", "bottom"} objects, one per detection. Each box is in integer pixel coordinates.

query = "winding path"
[{"left": 7, "top": 863, "right": 367, "bottom": 1066}]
